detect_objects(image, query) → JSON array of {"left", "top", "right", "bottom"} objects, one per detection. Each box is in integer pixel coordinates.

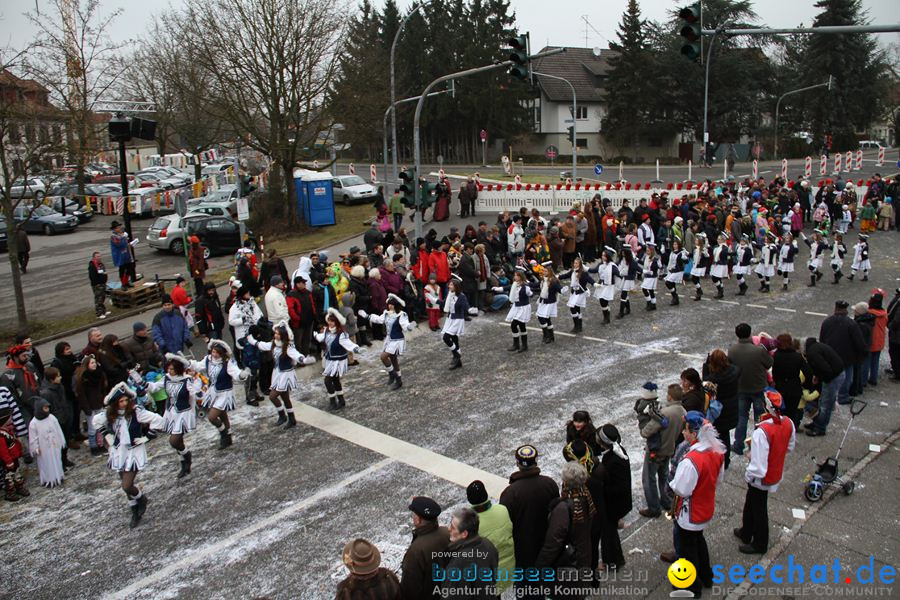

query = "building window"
[
  {"left": 575, "top": 106, "right": 587, "bottom": 120},
  {"left": 39, "top": 125, "right": 50, "bottom": 145},
  {"left": 575, "top": 138, "right": 588, "bottom": 149},
  {"left": 647, "top": 136, "right": 662, "bottom": 147}
]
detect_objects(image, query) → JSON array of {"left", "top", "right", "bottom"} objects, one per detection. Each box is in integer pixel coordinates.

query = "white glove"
[
  {"left": 491, "top": 286, "right": 504, "bottom": 293},
  {"left": 561, "top": 285, "right": 570, "bottom": 295},
  {"left": 301, "top": 356, "right": 316, "bottom": 365},
  {"left": 246, "top": 334, "right": 257, "bottom": 345},
  {"left": 355, "top": 346, "right": 365, "bottom": 354},
  {"left": 357, "top": 309, "right": 369, "bottom": 319},
  {"left": 467, "top": 307, "right": 479, "bottom": 315},
  {"left": 104, "top": 433, "right": 115, "bottom": 448},
  {"left": 239, "top": 368, "right": 250, "bottom": 380},
  {"left": 406, "top": 322, "right": 417, "bottom": 331},
  {"left": 643, "top": 405, "right": 651, "bottom": 415},
  {"left": 133, "top": 436, "right": 149, "bottom": 446}
]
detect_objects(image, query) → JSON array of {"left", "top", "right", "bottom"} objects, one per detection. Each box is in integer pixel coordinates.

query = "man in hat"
[
  {"left": 109, "top": 220, "right": 135, "bottom": 289},
  {"left": 670, "top": 411, "right": 726, "bottom": 597},
  {"left": 120, "top": 322, "right": 162, "bottom": 373},
  {"left": 735, "top": 388, "right": 795, "bottom": 554},
  {"left": 264, "top": 275, "right": 289, "bottom": 325},
  {"left": 1, "top": 345, "right": 39, "bottom": 426},
  {"left": 438, "top": 507, "right": 500, "bottom": 598},
  {"left": 335, "top": 538, "right": 400, "bottom": 599},
  {"left": 400, "top": 495, "right": 450, "bottom": 600},
  {"left": 639, "top": 383, "right": 686, "bottom": 518},
  {"left": 151, "top": 294, "right": 191, "bottom": 356},
  {"left": 814, "top": 300, "right": 866, "bottom": 433},
  {"left": 466, "top": 479, "right": 514, "bottom": 594},
  {"left": 499, "top": 445, "right": 559, "bottom": 599}
]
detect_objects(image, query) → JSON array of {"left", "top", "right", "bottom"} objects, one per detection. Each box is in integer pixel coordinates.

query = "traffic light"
[
  {"left": 506, "top": 32, "right": 531, "bottom": 83},
  {"left": 678, "top": 3, "right": 701, "bottom": 61},
  {"left": 566, "top": 126, "right": 575, "bottom": 146},
  {"left": 399, "top": 167, "right": 417, "bottom": 208},
  {"left": 419, "top": 178, "right": 440, "bottom": 209}
]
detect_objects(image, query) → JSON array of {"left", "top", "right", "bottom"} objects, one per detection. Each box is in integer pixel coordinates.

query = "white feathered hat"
[
  {"left": 386, "top": 293, "right": 405, "bottom": 308},
  {"left": 272, "top": 320, "right": 294, "bottom": 340},
  {"left": 207, "top": 339, "right": 233, "bottom": 356},
  {"left": 103, "top": 381, "right": 136, "bottom": 406},
  {"left": 327, "top": 307, "right": 346, "bottom": 326},
  {"left": 165, "top": 352, "right": 191, "bottom": 367}
]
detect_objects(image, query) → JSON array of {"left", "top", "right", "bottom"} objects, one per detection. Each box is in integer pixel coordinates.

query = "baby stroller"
[{"left": 804, "top": 400, "right": 866, "bottom": 501}]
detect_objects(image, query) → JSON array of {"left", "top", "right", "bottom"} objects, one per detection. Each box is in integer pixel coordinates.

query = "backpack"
[{"left": 705, "top": 389, "right": 723, "bottom": 422}]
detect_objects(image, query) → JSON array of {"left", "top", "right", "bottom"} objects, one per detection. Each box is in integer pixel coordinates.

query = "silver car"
[
  {"left": 9, "top": 177, "right": 47, "bottom": 201},
  {"left": 332, "top": 175, "right": 378, "bottom": 205}
]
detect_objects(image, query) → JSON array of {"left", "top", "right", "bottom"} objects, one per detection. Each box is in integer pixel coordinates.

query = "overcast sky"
[{"left": 1, "top": 0, "right": 898, "bottom": 53}]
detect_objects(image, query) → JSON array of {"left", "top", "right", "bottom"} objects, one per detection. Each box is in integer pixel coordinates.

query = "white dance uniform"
[
  {"left": 564, "top": 271, "right": 591, "bottom": 309},
  {"left": 641, "top": 255, "right": 660, "bottom": 290},
  {"left": 593, "top": 262, "right": 619, "bottom": 301},
  {"left": 754, "top": 243, "right": 777, "bottom": 277},
  {"left": 665, "top": 250, "right": 688, "bottom": 283},
  {"left": 368, "top": 310, "right": 415, "bottom": 355},
  {"left": 618, "top": 259, "right": 637, "bottom": 292},
  {"left": 732, "top": 246, "right": 753, "bottom": 276},
  {"left": 536, "top": 280, "right": 561, "bottom": 318},
  {"left": 806, "top": 239, "right": 825, "bottom": 270},
  {"left": 191, "top": 357, "right": 245, "bottom": 411},
  {"left": 92, "top": 408, "right": 165, "bottom": 473},
  {"left": 710, "top": 245, "right": 730, "bottom": 279},
  {"left": 147, "top": 374, "right": 195, "bottom": 434},
  {"left": 28, "top": 414, "right": 66, "bottom": 487},
  {"left": 851, "top": 242, "right": 870, "bottom": 271},
  {"left": 255, "top": 340, "right": 305, "bottom": 392},
  {"left": 830, "top": 241, "right": 846, "bottom": 269},
  {"left": 314, "top": 329, "right": 359, "bottom": 377},
  {"left": 440, "top": 292, "right": 467, "bottom": 336},
  {"left": 690, "top": 246, "right": 708, "bottom": 277},
  {"left": 778, "top": 242, "right": 797, "bottom": 273},
  {"left": 505, "top": 282, "right": 533, "bottom": 323}
]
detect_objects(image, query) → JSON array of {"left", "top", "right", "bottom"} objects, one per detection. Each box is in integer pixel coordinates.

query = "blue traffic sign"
[
  {"left": 896, "top": 159, "right": 900, "bottom": 169},
  {"left": 594, "top": 164, "right": 604, "bottom": 175}
]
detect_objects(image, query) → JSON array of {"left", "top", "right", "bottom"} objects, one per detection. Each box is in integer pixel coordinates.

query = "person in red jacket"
[
  {"left": 428, "top": 240, "right": 451, "bottom": 297},
  {"left": 287, "top": 276, "right": 317, "bottom": 356},
  {"left": 170, "top": 276, "right": 194, "bottom": 329},
  {"left": 0, "top": 407, "right": 29, "bottom": 501},
  {"left": 864, "top": 289, "right": 888, "bottom": 386},
  {"left": 734, "top": 388, "right": 795, "bottom": 554}
]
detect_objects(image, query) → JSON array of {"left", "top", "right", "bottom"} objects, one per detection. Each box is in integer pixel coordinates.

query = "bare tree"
[
  {"left": 25, "top": 0, "right": 127, "bottom": 198},
  {"left": 172, "top": 0, "right": 347, "bottom": 225}
]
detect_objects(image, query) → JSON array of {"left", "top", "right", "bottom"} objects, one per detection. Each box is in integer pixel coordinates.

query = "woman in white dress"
[
  {"left": 190, "top": 340, "right": 248, "bottom": 450},
  {"left": 732, "top": 235, "right": 754, "bottom": 296},
  {"left": 690, "top": 233, "right": 709, "bottom": 301},
  {"left": 849, "top": 233, "right": 870, "bottom": 281},
  {"left": 802, "top": 229, "right": 827, "bottom": 287},
  {"left": 28, "top": 398, "right": 66, "bottom": 488},
  {"left": 536, "top": 266, "right": 562, "bottom": 343},
  {"left": 361, "top": 294, "right": 416, "bottom": 390},
  {"left": 617, "top": 247, "right": 639, "bottom": 319},
  {"left": 777, "top": 232, "right": 798, "bottom": 291},
  {"left": 144, "top": 353, "right": 196, "bottom": 479},
  {"left": 313, "top": 308, "right": 362, "bottom": 410},
  {"left": 593, "top": 248, "right": 619, "bottom": 324},
  {"left": 710, "top": 234, "right": 730, "bottom": 299},
  {"left": 754, "top": 231, "right": 778, "bottom": 293},
  {"left": 92, "top": 382, "right": 166, "bottom": 528},
  {"left": 440, "top": 277, "right": 473, "bottom": 370},
  {"left": 640, "top": 243, "right": 661, "bottom": 309},
  {"left": 558, "top": 257, "right": 594, "bottom": 334},
  {"left": 247, "top": 323, "right": 314, "bottom": 427},
  {"left": 505, "top": 270, "right": 534, "bottom": 353},
  {"left": 664, "top": 240, "right": 689, "bottom": 305}
]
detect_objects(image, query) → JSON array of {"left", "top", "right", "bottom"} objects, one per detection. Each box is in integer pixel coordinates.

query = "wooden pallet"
[{"left": 110, "top": 282, "right": 164, "bottom": 309}]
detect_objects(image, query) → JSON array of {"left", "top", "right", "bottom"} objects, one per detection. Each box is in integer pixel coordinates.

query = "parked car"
[
  {"left": 858, "top": 140, "right": 884, "bottom": 149},
  {"left": 186, "top": 184, "right": 239, "bottom": 210},
  {"left": 187, "top": 200, "right": 237, "bottom": 219},
  {"left": 47, "top": 183, "right": 119, "bottom": 201},
  {"left": 48, "top": 197, "right": 93, "bottom": 222},
  {"left": 201, "top": 163, "right": 233, "bottom": 177},
  {"left": 12, "top": 204, "right": 78, "bottom": 235},
  {"left": 148, "top": 213, "right": 253, "bottom": 256},
  {"left": 332, "top": 175, "right": 378, "bottom": 205},
  {"left": 139, "top": 166, "right": 192, "bottom": 187},
  {"left": 0, "top": 219, "right": 7, "bottom": 252},
  {"left": 9, "top": 177, "right": 47, "bottom": 201}
]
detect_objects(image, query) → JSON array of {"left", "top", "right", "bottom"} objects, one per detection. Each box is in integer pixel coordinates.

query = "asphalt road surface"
[{"left": 1, "top": 229, "right": 898, "bottom": 599}]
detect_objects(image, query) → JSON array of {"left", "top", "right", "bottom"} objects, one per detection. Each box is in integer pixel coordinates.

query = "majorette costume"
[
  {"left": 638, "top": 217, "right": 655, "bottom": 248},
  {"left": 505, "top": 272, "right": 534, "bottom": 353},
  {"left": 849, "top": 235, "right": 870, "bottom": 281},
  {"left": 690, "top": 235, "right": 709, "bottom": 301},
  {"left": 618, "top": 252, "right": 639, "bottom": 318},
  {"left": 710, "top": 236, "right": 730, "bottom": 299},
  {"left": 830, "top": 235, "right": 846, "bottom": 283},
  {"left": 754, "top": 231, "right": 778, "bottom": 292},
  {"left": 559, "top": 263, "right": 594, "bottom": 333},
  {"left": 640, "top": 244, "right": 660, "bottom": 310},
  {"left": 248, "top": 325, "right": 314, "bottom": 425},
  {"left": 802, "top": 230, "right": 827, "bottom": 286},
  {"left": 536, "top": 269, "right": 562, "bottom": 343},
  {"left": 665, "top": 246, "right": 689, "bottom": 305},
  {"left": 440, "top": 278, "right": 474, "bottom": 370},
  {"left": 592, "top": 249, "right": 620, "bottom": 324},
  {"left": 191, "top": 341, "right": 248, "bottom": 449},
  {"left": 364, "top": 294, "right": 416, "bottom": 390},
  {"left": 732, "top": 236, "right": 754, "bottom": 296},
  {"left": 776, "top": 235, "right": 798, "bottom": 291},
  {"left": 144, "top": 352, "right": 196, "bottom": 478},
  {"left": 313, "top": 308, "right": 361, "bottom": 409}
]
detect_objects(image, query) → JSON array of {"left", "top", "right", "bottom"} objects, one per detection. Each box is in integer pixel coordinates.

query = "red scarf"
[{"left": 5, "top": 358, "right": 37, "bottom": 393}]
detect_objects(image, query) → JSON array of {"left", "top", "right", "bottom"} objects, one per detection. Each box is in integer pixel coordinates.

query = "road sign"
[
  {"left": 237, "top": 196, "right": 249, "bottom": 221},
  {"left": 594, "top": 164, "right": 604, "bottom": 176},
  {"left": 369, "top": 164, "right": 377, "bottom": 182},
  {"left": 437, "top": 154, "right": 444, "bottom": 166},
  {"left": 896, "top": 159, "right": 900, "bottom": 169},
  {"left": 480, "top": 129, "right": 487, "bottom": 142},
  {"left": 545, "top": 145, "right": 558, "bottom": 160}
]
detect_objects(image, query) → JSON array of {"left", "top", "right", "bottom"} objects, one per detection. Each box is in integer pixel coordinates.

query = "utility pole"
[
  {"left": 774, "top": 76, "right": 833, "bottom": 158},
  {"left": 382, "top": 88, "right": 453, "bottom": 188},
  {"left": 390, "top": 3, "right": 428, "bottom": 183}
]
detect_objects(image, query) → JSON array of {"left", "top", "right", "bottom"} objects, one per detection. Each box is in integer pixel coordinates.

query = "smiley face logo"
[{"left": 668, "top": 558, "right": 696, "bottom": 589}]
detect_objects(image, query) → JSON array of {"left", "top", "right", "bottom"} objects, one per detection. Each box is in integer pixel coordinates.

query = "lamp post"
[
  {"left": 774, "top": 76, "right": 833, "bottom": 158},
  {"left": 532, "top": 71, "right": 577, "bottom": 180},
  {"left": 390, "top": 2, "right": 427, "bottom": 183},
  {"left": 382, "top": 88, "right": 453, "bottom": 187}
]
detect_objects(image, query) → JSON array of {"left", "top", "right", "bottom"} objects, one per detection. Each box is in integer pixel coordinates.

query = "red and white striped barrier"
[
  {"left": 819, "top": 155, "right": 827, "bottom": 176},
  {"left": 833, "top": 153, "right": 842, "bottom": 174},
  {"left": 844, "top": 151, "right": 852, "bottom": 172},
  {"left": 854, "top": 149, "right": 862, "bottom": 171},
  {"left": 877, "top": 146, "right": 885, "bottom": 166},
  {"left": 781, "top": 158, "right": 788, "bottom": 179},
  {"left": 369, "top": 164, "right": 377, "bottom": 183},
  {"left": 804, "top": 156, "right": 812, "bottom": 179},
  {"left": 752, "top": 159, "right": 758, "bottom": 180},
  {"left": 514, "top": 174, "right": 522, "bottom": 185},
  {"left": 348, "top": 163, "right": 355, "bottom": 175}
]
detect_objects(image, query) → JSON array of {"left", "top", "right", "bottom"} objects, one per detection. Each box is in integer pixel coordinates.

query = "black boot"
[
  {"left": 602, "top": 310, "right": 611, "bottom": 324},
  {"left": 671, "top": 293, "right": 680, "bottom": 306},
  {"left": 862, "top": 274, "right": 868, "bottom": 281},
  {"left": 617, "top": 303, "right": 627, "bottom": 319},
  {"left": 177, "top": 451, "right": 192, "bottom": 479},
  {"left": 645, "top": 300, "right": 653, "bottom": 311},
  {"left": 547, "top": 329, "right": 555, "bottom": 343},
  {"left": 275, "top": 412, "right": 287, "bottom": 426},
  {"left": 507, "top": 337, "right": 520, "bottom": 352},
  {"left": 391, "top": 375, "right": 403, "bottom": 390},
  {"left": 571, "top": 319, "right": 582, "bottom": 333},
  {"left": 218, "top": 430, "right": 232, "bottom": 449},
  {"left": 625, "top": 300, "right": 631, "bottom": 315},
  {"left": 449, "top": 355, "right": 462, "bottom": 370},
  {"left": 716, "top": 287, "right": 724, "bottom": 299},
  {"left": 387, "top": 370, "right": 396, "bottom": 385},
  {"left": 336, "top": 394, "right": 346, "bottom": 409},
  {"left": 541, "top": 328, "right": 549, "bottom": 342},
  {"left": 285, "top": 412, "right": 297, "bottom": 428},
  {"left": 808, "top": 274, "right": 816, "bottom": 287},
  {"left": 737, "top": 282, "right": 747, "bottom": 296},
  {"left": 833, "top": 271, "right": 842, "bottom": 284},
  {"left": 648, "top": 302, "right": 656, "bottom": 311},
  {"left": 761, "top": 282, "right": 770, "bottom": 293},
  {"left": 816, "top": 271, "right": 823, "bottom": 281},
  {"left": 518, "top": 336, "right": 528, "bottom": 353},
  {"left": 129, "top": 504, "right": 141, "bottom": 528},
  {"left": 328, "top": 395, "right": 339, "bottom": 410},
  {"left": 694, "top": 288, "right": 702, "bottom": 301}
]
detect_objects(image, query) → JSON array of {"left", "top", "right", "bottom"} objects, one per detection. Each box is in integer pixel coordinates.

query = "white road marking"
[
  {"left": 773, "top": 307, "right": 796, "bottom": 313},
  {"left": 745, "top": 303, "right": 768, "bottom": 309},
  {"left": 718, "top": 300, "right": 740, "bottom": 305},
  {"left": 293, "top": 403, "right": 509, "bottom": 498},
  {"left": 614, "top": 341, "right": 638, "bottom": 348},
  {"left": 514, "top": 323, "right": 698, "bottom": 359},
  {"left": 104, "top": 458, "right": 395, "bottom": 600},
  {"left": 805, "top": 311, "right": 828, "bottom": 317}
]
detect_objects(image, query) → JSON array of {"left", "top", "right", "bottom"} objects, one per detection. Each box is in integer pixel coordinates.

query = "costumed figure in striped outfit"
[
  {"left": 641, "top": 243, "right": 661, "bottom": 310},
  {"left": 559, "top": 257, "right": 594, "bottom": 333},
  {"left": 664, "top": 240, "right": 689, "bottom": 305},
  {"left": 313, "top": 308, "right": 362, "bottom": 410},
  {"left": 776, "top": 232, "right": 798, "bottom": 291},
  {"left": 593, "top": 248, "right": 620, "bottom": 324},
  {"left": 505, "top": 270, "right": 534, "bottom": 353},
  {"left": 754, "top": 231, "right": 778, "bottom": 293},
  {"left": 440, "top": 277, "right": 475, "bottom": 370},
  {"left": 848, "top": 234, "right": 870, "bottom": 281},
  {"left": 617, "top": 247, "right": 639, "bottom": 319},
  {"left": 536, "top": 265, "right": 562, "bottom": 343},
  {"left": 190, "top": 340, "right": 248, "bottom": 449},
  {"left": 362, "top": 293, "right": 416, "bottom": 390},
  {"left": 710, "top": 233, "right": 731, "bottom": 299},
  {"left": 801, "top": 229, "right": 826, "bottom": 287},
  {"left": 690, "top": 234, "right": 709, "bottom": 301},
  {"left": 830, "top": 232, "right": 846, "bottom": 284},
  {"left": 144, "top": 353, "right": 196, "bottom": 479},
  {"left": 247, "top": 323, "right": 314, "bottom": 427},
  {"left": 92, "top": 382, "right": 166, "bottom": 528},
  {"left": 732, "top": 235, "right": 754, "bottom": 296}
]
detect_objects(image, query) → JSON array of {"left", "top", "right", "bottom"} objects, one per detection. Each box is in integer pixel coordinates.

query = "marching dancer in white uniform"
[
  {"left": 314, "top": 308, "right": 362, "bottom": 410},
  {"left": 710, "top": 234, "right": 730, "bottom": 299},
  {"left": 754, "top": 231, "right": 778, "bottom": 293},
  {"left": 802, "top": 229, "right": 827, "bottom": 287},
  {"left": 593, "top": 248, "right": 620, "bottom": 324},
  {"left": 690, "top": 234, "right": 710, "bottom": 301},
  {"left": 92, "top": 382, "right": 166, "bottom": 528},
  {"left": 190, "top": 340, "right": 247, "bottom": 449},
  {"left": 559, "top": 257, "right": 594, "bottom": 334},
  {"left": 536, "top": 266, "right": 562, "bottom": 343},
  {"left": 144, "top": 353, "right": 196, "bottom": 478},
  {"left": 664, "top": 240, "right": 689, "bottom": 305},
  {"left": 849, "top": 234, "right": 870, "bottom": 281},
  {"left": 247, "top": 323, "right": 314, "bottom": 426},
  {"left": 732, "top": 235, "right": 754, "bottom": 296},
  {"left": 830, "top": 232, "right": 847, "bottom": 284},
  {"left": 777, "top": 232, "right": 798, "bottom": 291},
  {"left": 617, "top": 248, "right": 639, "bottom": 319},
  {"left": 505, "top": 270, "right": 534, "bottom": 353},
  {"left": 362, "top": 293, "right": 416, "bottom": 390},
  {"left": 440, "top": 277, "right": 476, "bottom": 370},
  {"left": 640, "top": 243, "right": 661, "bottom": 310}
]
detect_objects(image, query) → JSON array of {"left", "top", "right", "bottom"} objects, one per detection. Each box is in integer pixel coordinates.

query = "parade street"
[{"left": 3, "top": 235, "right": 898, "bottom": 600}]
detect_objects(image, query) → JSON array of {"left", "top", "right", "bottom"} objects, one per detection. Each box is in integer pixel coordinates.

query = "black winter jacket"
[
  {"left": 819, "top": 311, "right": 866, "bottom": 367},
  {"left": 772, "top": 348, "right": 806, "bottom": 402},
  {"left": 499, "top": 466, "right": 560, "bottom": 570},
  {"left": 804, "top": 338, "right": 844, "bottom": 383}
]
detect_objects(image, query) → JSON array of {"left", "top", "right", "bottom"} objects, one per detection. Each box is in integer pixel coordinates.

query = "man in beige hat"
[{"left": 335, "top": 538, "right": 400, "bottom": 599}]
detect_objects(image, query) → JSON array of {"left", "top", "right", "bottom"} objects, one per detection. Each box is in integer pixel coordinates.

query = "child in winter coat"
[
  {"left": 877, "top": 199, "right": 893, "bottom": 231},
  {"left": 0, "top": 407, "right": 29, "bottom": 501},
  {"left": 28, "top": 398, "right": 66, "bottom": 487},
  {"left": 424, "top": 272, "right": 442, "bottom": 331},
  {"left": 859, "top": 201, "right": 877, "bottom": 233},
  {"left": 634, "top": 382, "right": 668, "bottom": 459},
  {"left": 39, "top": 367, "right": 74, "bottom": 468}
]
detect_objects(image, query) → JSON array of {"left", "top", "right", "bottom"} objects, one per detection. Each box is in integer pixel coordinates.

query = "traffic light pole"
[
  {"left": 382, "top": 88, "right": 453, "bottom": 186},
  {"left": 701, "top": 27, "right": 723, "bottom": 168},
  {"left": 390, "top": 3, "right": 428, "bottom": 183},
  {"left": 532, "top": 71, "right": 576, "bottom": 180},
  {"left": 774, "top": 77, "right": 832, "bottom": 159}
]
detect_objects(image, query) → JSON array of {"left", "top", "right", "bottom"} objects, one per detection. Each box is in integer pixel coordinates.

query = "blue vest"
[
  {"left": 389, "top": 315, "right": 405, "bottom": 341},
  {"left": 166, "top": 377, "right": 191, "bottom": 412},
  {"left": 541, "top": 282, "right": 561, "bottom": 304},
  {"left": 277, "top": 348, "right": 294, "bottom": 371},
  {"left": 449, "top": 293, "right": 469, "bottom": 320},
  {"left": 207, "top": 358, "right": 234, "bottom": 392},
  {"left": 325, "top": 333, "right": 348, "bottom": 361},
  {"left": 514, "top": 285, "right": 529, "bottom": 307},
  {"left": 113, "top": 412, "right": 144, "bottom": 448}
]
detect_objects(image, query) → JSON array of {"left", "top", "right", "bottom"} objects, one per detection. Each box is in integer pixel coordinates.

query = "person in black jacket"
[
  {"left": 819, "top": 300, "right": 866, "bottom": 408},
  {"left": 194, "top": 283, "right": 226, "bottom": 342},
  {"left": 593, "top": 424, "right": 632, "bottom": 571},
  {"left": 851, "top": 302, "right": 875, "bottom": 397},
  {"left": 772, "top": 334, "right": 807, "bottom": 427},
  {"left": 803, "top": 336, "right": 847, "bottom": 436},
  {"left": 702, "top": 349, "right": 741, "bottom": 469},
  {"left": 88, "top": 251, "right": 109, "bottom": 318},
  {"left": 50, "top": 342, "right": 82, "bottom": 444},
  {"left": 347, "top": 266, "right": 372, "bottom": 347}
]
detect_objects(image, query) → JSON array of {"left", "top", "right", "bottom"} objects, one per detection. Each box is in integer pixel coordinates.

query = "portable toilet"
[{"left": 293, "top": 169, "right": 335, "bottom": 227}]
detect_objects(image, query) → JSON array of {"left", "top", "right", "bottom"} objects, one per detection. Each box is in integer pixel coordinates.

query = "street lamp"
[
  {"left": 390, "top": 2, "right": 428, "bottom": 183},
  {"left": 774, "top": 76, "right": 833, "bottom": 158}
]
